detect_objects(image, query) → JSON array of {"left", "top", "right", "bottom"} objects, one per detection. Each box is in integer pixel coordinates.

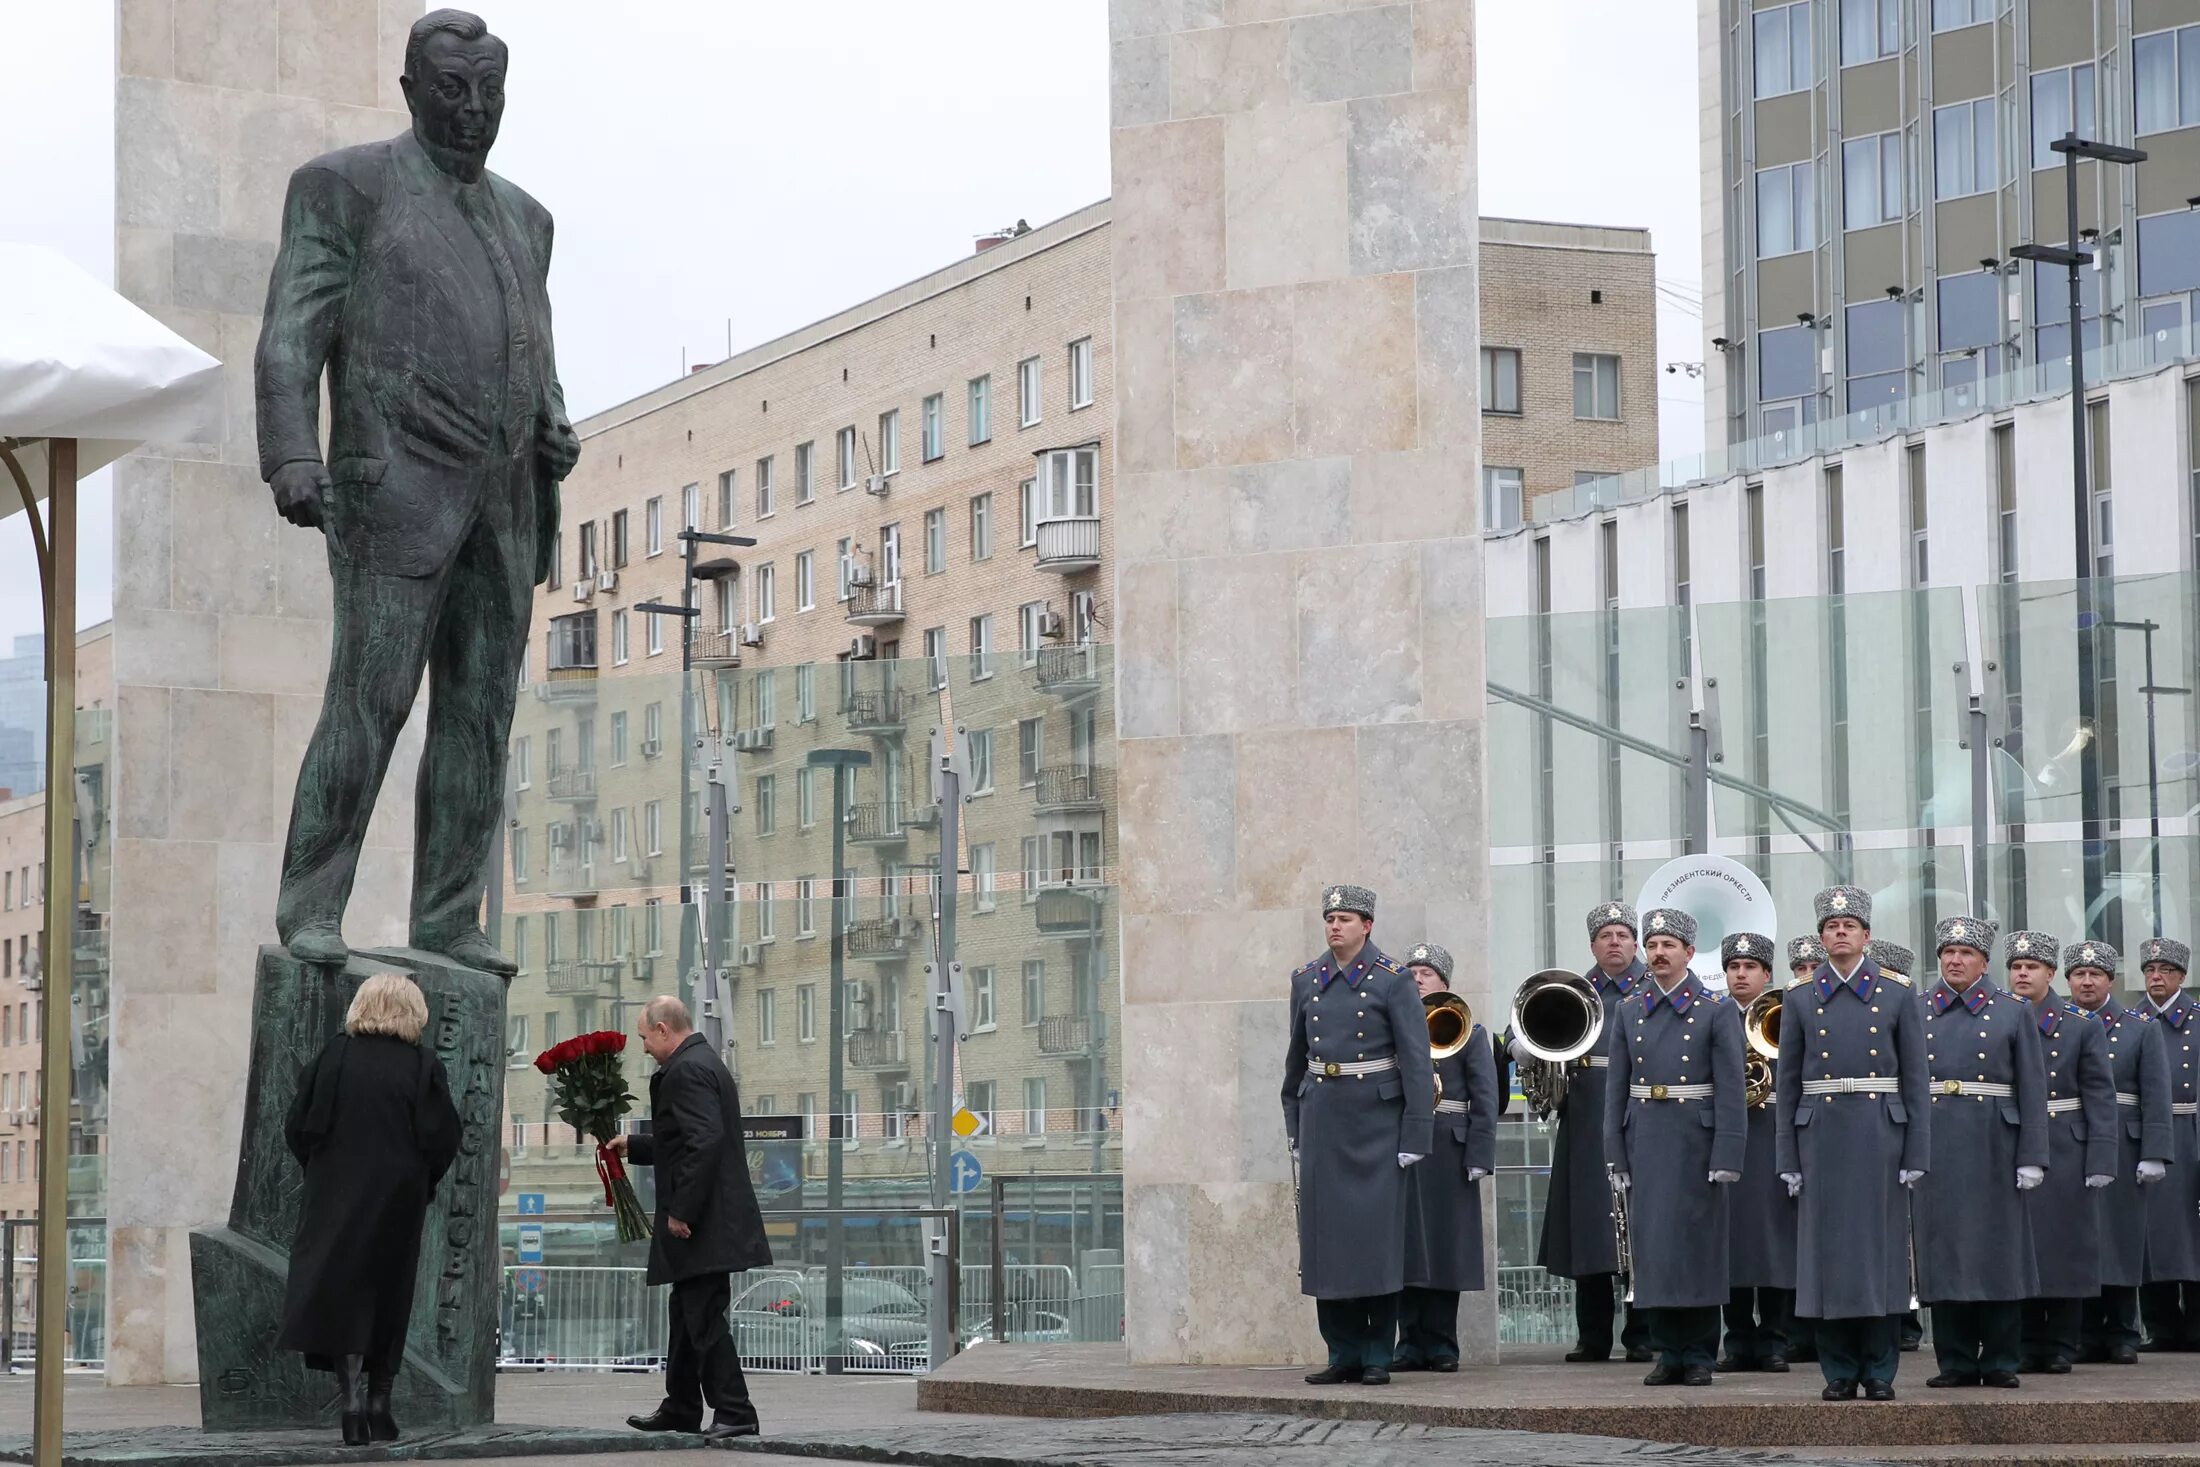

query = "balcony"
[
  {"left": 1033, "top": 516, "right": 1101, "bottom": 574},
  {"left": 846, "top": 583, "right": 906, "bottom": 628},
  {"left": 846, "top": 688, "right": 910, "bottom": 735},
  {"left": 1034, "top": 644, "right": 1102, "bottom": 700},
  {"left": 1034, "top": 884, "right": 1105, "bottom": 937},
  {"left": 846, "top": 916, "right": 920, "bottom": 962},
  {"left": 846, "top": 1028, "right": 909, "bottom": 1071},
  {"left": 544, "top": 959, "right": 616, "bottom": 996},
  {"left": 548, "top": 862, "right": 599, "bottom": 901},
  {"left": 1037, "top": 1014, "right": 1095, "bottom": 1056},
  {"left": 848, "top": 802, "right": 910, "bottom": 846},
  {"left": 538, "top": 664, "right": 599, "bottom": 703},
  {"left": 546, "top": 765, "right": 597, "bottom": 803},
  {"left": 1033, "top": 766, "right": 1105, "bottom": 814},
  {"left": 691, "top": 628, "right": 742, "bottom": 669}
]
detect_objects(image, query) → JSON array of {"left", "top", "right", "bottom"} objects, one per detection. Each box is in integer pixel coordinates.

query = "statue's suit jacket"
[{"left": 255, "top": 129, "right": 564, "bottom": 585}]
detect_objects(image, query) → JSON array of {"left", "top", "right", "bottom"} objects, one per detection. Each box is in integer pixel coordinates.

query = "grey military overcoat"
[
  {"left": 2144, "top": 993, "right": 2200, "bottom": 1283},
  {"left": 2088, "top": 1003, "right": 2174, "bottom": 1288},
  {"left": 1728, "top": 1079, "right": 1797, "bottom": 1289},
  {"left": 1776, "top": 959, "right": 1930, "bottom": 1320},
  {"left": 1602, "top": 973, "right": 1747, "bottom": 1310},
  {"left": 1913, "top": 979, "right": 2048, "bottom": 1303},
  {"left": 2029, "top": 1000, "right": 2117, "bottom": 1299},
  {"left": 1536, "top": 959, "right": 1645, "bottom": 1279},
  {"left": 1404, "top": 1026, "right": 1499, "bottom": 1293},
  {"left": 1282, "top": 943, "right": 1435, "bottom": 1300}
]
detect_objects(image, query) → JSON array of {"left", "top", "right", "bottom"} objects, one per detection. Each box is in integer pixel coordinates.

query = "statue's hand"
[
  {"left": 539, "top": 416, "right": 581, "bottom": 481},
  {"left": 270, "top": 460, "right": 330, "bottom": 529}
]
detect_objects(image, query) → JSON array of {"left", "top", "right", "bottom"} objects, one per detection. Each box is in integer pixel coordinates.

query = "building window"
[
  {"left": 1842, "top": 130, "right": 1903, "bottom": 229},
  {"left": 1840, "top": 0, "right": 1900, "bottom": 66},
  {"left": 755, "top": 562, "right": 776, "bottom": 623},
  {"left": 836, "top": 536, "right": 855, "bottom": 599},
  {"left": 879, "top": 522, "right": 901, "bottom": 584},
  {"left": 1932, "top": 0, "right": 1989, "bottom": 30},
  {"left": 1018, "top": 478, "right": 1038, "bottom": 546},
  {"left": 755, "top": 774, "right": 776, "bottom": 836},
  {"left": 796, "top": 878, "right": 816, "bottom": 937},
  {"left": 969, "top": 493, "right": 994, "bottom": 561},
  {"left": 837, "top": 425, "right": 858, "bottom": 489},
  {"left": 2030, "top": 64, "right": 2096, "bottom": 170},
  {"left": 755, "top": 456, "right": 775, "bottom": 518},
  {"left": 716, "top": 470, "right": 735, "bottom": 527},
  {"left": 1068, "top": 337, "right": 1094, "bottom": 408},
  {"left": 1933, "top": 97, "right": 1997, "bottom": 200},
  {"left": 798, "top": 984, "right": 817, "bottom": 1043},
  {"left": 644, "top": 701, "right": 663, "bottom": 748},
  {"left": 1746, "top": 483, "right": 1766, "bottom": 600},
  {"left": 924, "top": 507, "right": 947, "bottom": 574},
  {"left": 1572, "top": 353, "right": 1620, "bottom": 420},
  {"left": 612, "top": 807, "right": 630, "bottom": 863},
  {"left": 2034, "top": 260, "right": 2104, "bottom": 366},
  {"left": 1018, "top": 717, "right": 1042, "bottom": 786},
  {"left": 645, "top": 800, "right": 662, "bottom": 856},
  {"left": 612, "top": 610, "right": 630, "bottom": 666},
  {"left": 1021, "top": 959, "right": 1046, "bottom": 1023},
  {"left": 796, "top": 551, "right": 815, "bottom": 611},
  {"left": 2138, "top": 210, "right": 2200, "bottom": 303},
  {"left": 796, "top": 663, "right": 816, "bottom": 722},
  {"left": 1019, "top": 601, "right": 1045, "bottom": 664},
  {"left": 970, "top": 614, "right": 994, "bottom": 680},
  {"left": 1480, "top": 347, "right": 1521, "bottom": 414},
  {"left": 578, "top": 520, "right": 598, "bottom": 579},
  {"left": 1825, "top": 465, "right": 1846, "bottom": 594},
  {"left": 1022, "top": 1077, "right": 1047, "bottom": 1137},
  {"left": 967, "top": 727, "right": 995, "bottom": 793},
  {"left": 968, "top": 375, "right": 991, "bottom": 445},
  {"left": 756, "top": 883, "right": 776, "bottom": 942},
  {"left": 757, "top": 989, "right": 777, "bottom": 1046},
  {"left": 753, "top": 668, "right": 776, "bottom": 727},
  {"left": 645, "top": 611, "right": 663, "bottom": 657},
  {"left": 794, "top": 441, "right": 815, "bottom": 504},
  {"left": 1021, "top": 834, "right": 1045, "bottom": 896},
  {"left": 611, "top": 508, "right": 629, "bottom": 568},
  {"left": 1018, "top": 356, "right": 1041, "bottom": 426},
  {"left": 797, "top": 765, "right": 816, "bottom": 829},
  {"left": 646, "top": 496, "right": 664, "bottom": 556},
  {"left": 1754, "top": 1, "right": 1813, "bottom": 97},
  {"left": 510, "top": 827, "right": 529, "bottom": 884},
  {"left": 923, "top": 627, "right": 946, "bottom": 689},
  {"left": 878, "top": 409, "right": 900, "bottom": 475},
  {"left": 2090, "top": 399, "right": 2114, "bottom": 579},
  {"left": 2135, "top": 25, "right": 2200, "bottom": 135},
  {"left": 1755, "top": 161, "right": 1816, "bottom": 257},
  {"left": 1993, "top": 424, "right": 2017, "bottom": 583},
  {"left": 1907, "top": 444, "right": 1929, "bottom": 586},
  {"left": 967, "top": 1080, "right": 996, "bottom": 1133},
  {"left": 1039, "top": 444, "right": 1099, "bottom": 520},
  {"left": 1844, "top": 297, "right": 1908, "bottom": 410},
  {"left": 971, "top": 965, "right": 997, "bottom": 1028},
  {"left": 513, "top": 735, "right": 531, "bottom": 789},
  {"left": 611, "top": 710, "right": 629, "bottom": 765},
  {"left": 716, "top": 578, "right": 735, "bottom": 634},
  {"left": 549, "top": 610, "right": 597, "bottom": 670},
  {"left": 1481, "top": 466, "right": 1525, "bottom": 532},
  {"left": 682, "top": 482, "right": 700, "bottom": 531},
  {"left": 922, "top": 393, "right": 944, "bottom": 462}
]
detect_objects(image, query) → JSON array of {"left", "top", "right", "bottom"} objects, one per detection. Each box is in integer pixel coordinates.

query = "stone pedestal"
[{"left": 190, "top": 947, "right": 505, "bottom": 1433}]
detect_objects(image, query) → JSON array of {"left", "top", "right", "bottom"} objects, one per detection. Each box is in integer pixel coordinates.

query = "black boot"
[
  {"left": 366, "top": 1369, "right": 399, "bottom": 1442},
  {"left": 334, "top": 1355, "right": 368, "bottom": 1446}
]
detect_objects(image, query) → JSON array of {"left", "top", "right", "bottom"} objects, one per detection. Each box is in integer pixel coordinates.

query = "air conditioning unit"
[
  {"left": 887, "top": 1081, "right": 915, "bottom": 1112},
  {"left": 548, "top": 823, "right": 573, "bottom": 849},
  {"left": 635, "top": 955, "right": 655, "bottom": 982},
  {"left": 584, "top": 818, "right": 606, "bottom": 843},
  {"left": 640, "top": 738, "right": 663, "bottom": 758},
  {"left": 864, "top": 474, "right": 889, "bottom": 496},
  {"left": 849, "top": 982, "right": 874, "bottom": 1024},
  {"left": 894, "top": 916, "right": 923, "bottom": 939},
  {"left": 739, "top": 622, "right": 766, "bottom": 647},
  {"left": 570, "top": 580, "right": 593, "bottom": 602},
  {"left": 846, "top": 563, "right": 876, "bottom": 589},
  {"left": 596, "top": 568, "right": 618, "bottom": 593},
  {"left": 1038, "top": 609, "right": 1065, "bottom": 639},
  {"left": 733, "top": 727, "right": 774, "bottom": 753},
  {"left": 737, "top": 943, "right": 763, "bottom": 968},
  {"left": 848, "top": 634, "right": 878, "bottom": 661}
]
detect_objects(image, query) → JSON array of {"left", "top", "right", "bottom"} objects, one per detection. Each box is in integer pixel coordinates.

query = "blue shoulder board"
[
  {"left": 2130, "top": 1007, "right": 2155, "bottom": 1022},
  {"left": 1372, "top": 953, "right": 1402, "bottom": 975}
]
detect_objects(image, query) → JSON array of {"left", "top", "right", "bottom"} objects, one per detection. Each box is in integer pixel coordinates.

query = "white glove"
[
  {"left": 2016, "top": 1165, "right": 2044, "bottom": 1191},
  {"left": 1467, "top": 1168, "right": 1489, "bottom": 1181},
  {"left": 1398, "top": 1152, "right": 1425, "bottom": 1168},
  {"left": 1290, "top": 1147, "right": 1299, "bottom": 1163},
  {"left": 1780, "top": 1172, "right": 1802, "bottom": 1198},
  {"left": 1709, "top": 1169, "right": 1740, "bottom": 1184},
  {"left": 1610, "top": 1171, "right": 1631, "bottom": 1192},
  {"left": 1899, "top": 1169, "right": 1925, "bottom": 1188},
  {"left": 2139, "top": 1159, "right": 2167, "bottom": 1185},
  {"left": 2086, "top": 1174, "right": 2113, "bottom": 1189}
]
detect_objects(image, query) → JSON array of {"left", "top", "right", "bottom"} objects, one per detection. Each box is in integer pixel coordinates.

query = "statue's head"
[{"left": 401, "top": 9, "right": 507, "bottom": 163}]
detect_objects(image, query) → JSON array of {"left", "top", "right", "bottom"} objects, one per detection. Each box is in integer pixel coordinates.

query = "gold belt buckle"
[
  {"left": 1942, "top": 1078, "right": 1963, "bottom": 1096},
  {"left": 1323, "top": 1062, "right": 1341, "bottom": 1078},
  {"left": 1650, "top": 1083, "right": 1669, "bottom": 1100}
]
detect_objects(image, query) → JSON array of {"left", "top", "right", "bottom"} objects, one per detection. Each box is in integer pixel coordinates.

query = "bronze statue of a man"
[{"left": 255, "top": 8, "right": 576, "bottom": 974}]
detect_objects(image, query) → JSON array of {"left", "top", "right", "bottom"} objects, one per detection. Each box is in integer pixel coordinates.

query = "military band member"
[
  {"left": 1718, "top": 933, "right": 1794, "bottom": 1373},
  {"left": 1777, "top": 885, "right": 1929, "bottom": 1401},
  {"left": 1787, "top": 935, "right": 1827, "bottom": 988},
  {"left": 1282, "top": 885, "right": 1435, "bottom": 1386},
  {"left": 2065, "top": 942, "right": 2174, "bottom": 1364},
  {"left": 1544, "top": 902, "right": 1653, "bottom": 1363},
  {"left": 1869, "top": 940, "right": 1917, "bottom": 987},
  {"left": 1604, "top": 908, "right": 1745, "bottom": 1386},
  {"left": 1395, "top": 943, "right": 1497, "bottom": 1373},
  {"left": 1912, "top": 916, "right": 2047, "bottom": 1388},
  {"left": 2003, "top": 931, "right": 2116, "bottom": 1374},
  {"left": 1782, "top": 934, "right": 1825, "bottom": 1367},
  {"left": 2137, "top": 937, "right": 2200, "bottom": 1351}
]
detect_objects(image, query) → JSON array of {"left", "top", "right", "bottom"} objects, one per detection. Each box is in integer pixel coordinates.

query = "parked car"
[{"left": 729, "top": 1274, "right": 930, "bottom": 1371}]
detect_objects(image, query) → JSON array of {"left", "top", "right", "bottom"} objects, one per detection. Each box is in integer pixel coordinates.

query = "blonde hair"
[{"left": 346, "top": 973, "right": 429, "bottom": 1043}]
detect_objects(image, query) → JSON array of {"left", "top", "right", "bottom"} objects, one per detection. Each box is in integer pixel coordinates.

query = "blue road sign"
[
  {"left": 517, "top": 1224, "right": 544, "bottom": 1264},
  {"left": 949, "top": 1150, "right": 984, "bottom": 1195},
  {"left": 516, "top": 1192, "right": 546, "bottom": 1216}
]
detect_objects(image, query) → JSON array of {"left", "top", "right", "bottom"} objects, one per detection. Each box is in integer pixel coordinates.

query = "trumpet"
[
  {"left": 1426, "top": 991, "right": 1474, "bottom": 1105},
  {"left": 1743, "top": 988, "right": 1782, "bottom": 1109},
  {"left": 1509, "top": 969, "right": 1605, "bottom": 1120},
  {"left": 1608, "top": 1163, "right": 1635, "bottom": 1303}
]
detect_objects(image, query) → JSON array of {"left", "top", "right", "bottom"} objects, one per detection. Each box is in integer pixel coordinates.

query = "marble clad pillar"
[
  {"left": 1108, "top": 1, "right": 1491, "bottom": 1364},
  {"left": 106, "top": 0, "right": 423, "bottom": 1384}
]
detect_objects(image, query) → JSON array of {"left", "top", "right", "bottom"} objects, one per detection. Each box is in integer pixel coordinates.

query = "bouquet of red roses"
[{"left": 534, "top": 1031, "right": 650, "bottom": 1243}]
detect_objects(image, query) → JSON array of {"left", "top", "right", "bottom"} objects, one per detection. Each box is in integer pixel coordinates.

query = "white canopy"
[{"left": 0, "top": 241, "right": 223, "bottom": 511}]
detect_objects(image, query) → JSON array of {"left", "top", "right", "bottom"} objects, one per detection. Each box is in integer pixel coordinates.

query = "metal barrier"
[
  {"left": 2, "top": 1219, "right": 106, "bottom": 1372},
  {"left": 1496, "top": 1265, "right": 1576, "bottom": 1346}
]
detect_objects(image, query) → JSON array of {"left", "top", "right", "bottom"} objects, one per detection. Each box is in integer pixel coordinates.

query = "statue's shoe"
[
  {"left": 285, "top": 923, "right": 350, "bottom": 967},
  {"left": 422, "top": 929, "right": 517, "bottom": 977}
]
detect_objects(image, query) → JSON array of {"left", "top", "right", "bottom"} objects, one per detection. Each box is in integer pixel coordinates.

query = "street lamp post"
[
  {"left": 2106, "top": 618, "right": 2192, "bottom": 937},
  {"left": 2010, "top": 130, "right": 2147, "bottom": 926},
  {"left": 808, "top": 747, "right": 871, "bottom": 1374}
]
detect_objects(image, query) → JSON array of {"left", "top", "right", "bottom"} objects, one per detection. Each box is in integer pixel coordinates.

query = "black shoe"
[
  {"left": 2138, "top": 1337, "right": 2166, "bottom": 1352},
  {"left": 628, "top": 1408, "right": 705, "bottom": 1433},
  {"left": 1642, "top": 1363, "right": 1681, "bottom": 1386},
  {"left": 1429, "top": 1359, "right": 1458, "bottom": 1373},
  {"left": 1899, "top": 1339, "right": 1922, "bottom": 1352},
  {"left": 2109, "top": 1344, "right": 2140, "bottom": 1365},
  {"left": 1625, "top": 1346, "right": 1656, "bottom": 1363},
  {"left": 334, "top": 1355, "right": 368, "bottom": 1448},
  {"left": 1563, "top": 1347, "right": 1611, "bottom": 1363},
  {"left": 1821, "top": 1377, "right": 1859, "bottom": 1400},
  {"left": 703, "top": 1415, "right": 760, "bottom": 1444},
  {"left": 1388, "top": 1358, "right": 1424, "bottom": 1372},
  {"left": 1715, "top": 1355, "right": 1751, "bottom": 1372},
  {"left": 1864, "top": 1379, "right": 1896, "bottom": 1401},
  {"left": 1682, "top": 1364, "right": 1714, "bottom": 1386},
  {"left": 1304, "top": 1365, "right": 1361, "bottom": 1385},
  {"left": 1360, "top": 1367, "right": 1392, "bottom": 1385},
  {"left": 1983, "top": 1370, "right": 2020, "bottom": 1388},
  {"left": 2042, "top": 1356, "right": 2072, "bottom": 1374},
  {"left": 1762, "top": 1353, "right": 1790, "bottom": 1372},
  {"left": 365, "top": 1374, "right": 398, "bottom": 1443},
  {"left": 1927, "top": 1372, "right": 1980, "bottom": 1388}
]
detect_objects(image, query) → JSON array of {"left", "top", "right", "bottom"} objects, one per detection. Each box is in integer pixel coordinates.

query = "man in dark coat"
[
  {"left": 1868, "top": 936, "right": 1925, "bottom": 1353},
  {"left": 2066, "top": 942, "right": 2174, "bottom": 1363},
  {"left": 609, "top": 997, "right": 772, "bottom": 1443},
  {"left": 254, "top": 8, "right": 581, "bottom": 973},
  {"left": 1283, "top": 884, "right": 1434, "bottom": 1385},
  {"left": 1719, "top": 933, "right": 1794, "bottom": 1373},
  {"left": 1395, "top": 943, "right": 1497, "bottom": 1372},
  {"left": 1604, "top": 907, "right": 1745, "bottom": 1386},
  {"left": 1779, "top": 932, "right": 1826, "bottom": 1368},
  {"left": 2137, "top": 938, "right": 2200, "bottom": 1350},
  {"left": 2002, "top": 930, "right": 2116, "bottom": 1373},
  {"left": 1541, "top": 901, "right": 1652, "bottom": 1363},
  {"left": 1914, "top": 915, "right": 2048, "bottom": 1389},
  {"left": 1777, "top": 885, "right": 1930, "bottom": 1402}
]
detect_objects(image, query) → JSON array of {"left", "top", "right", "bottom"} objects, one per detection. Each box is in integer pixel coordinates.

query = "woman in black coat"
[{"left": 278, "top": 973, "right": 461, "bottom": 1445}]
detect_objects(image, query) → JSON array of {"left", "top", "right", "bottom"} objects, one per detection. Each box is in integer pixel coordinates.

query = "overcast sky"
[{"left": 0, "top": 0, "right": 1704, "bottom": 648}]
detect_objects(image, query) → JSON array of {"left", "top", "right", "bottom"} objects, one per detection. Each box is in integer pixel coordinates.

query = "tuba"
[
  {"left": 1508, "top": 968, "right": 1605, "bottom": 1120},
  {"left": 1743, "top": 988, "right": 1782, "bottom": 1108},
  {"left": 1425, "top": 992, "right": 1473, "bottom": 1104},
  {"left": 1632, "top": 854, "right": 1779, "bottom": 982}
]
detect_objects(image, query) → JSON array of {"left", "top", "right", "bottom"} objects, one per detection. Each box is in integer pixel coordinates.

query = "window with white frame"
[
  {"left": 612, "top": 610, "right": 630, "bottom": 665},
  {"left": 923, "top": 627, "right": 946, "bottom": 689},
  {"left": 1039, "top": 444, "right": 1099, "bottom": 520},
  {"left": 797, "top": 878, "right": 816, "bottom": 937},
  {"left": 878, "top": 409, "right": 899, "bottom": 475},
  {"left": 757, "top": 988, "right": 777, "bottom": 1045},
  {"left": 967, "top": 728, "right": 995, "bottom": 793},
  {"left": 514, "top": 735, "right": 531, "bottom": 789},
  {"left": 1017, "top": 356, "right": 1041, "bottom": 425},
  {"left": 755, "top": 456, "right": 774, "bottom": 518},
  {"left": 645, "top": 800, "right": 662, "bottom": 855},
  {"left": 836, "top": 536, "right": 854, "bottom": 599},
  {"left": 971, "top": 966, "right": 996, "bottom": 1029},
  {"left": 755, "top": 562, "right": 776, "bottom": 622},
  {"left": 682, "top": 482, "right": 700, "bottom": 531},
  {"left": 970, "top": 492, "right": 993, "bottom": 560},
  {"left": 798, "top": 984, "right": 817, "bottom": 1042},
  {"left": 1018, "top": 478, "right": 1037, "bottom": 546},
  {"left": 798, "top": 765, "right": 816, "bottom": 827},
  {"left": 1019, "top": 601, "right": 1045, "bottom": 664},
  {"left": 794, "top": 441, "right": 814, "bottom": 504},
  {"left": 796, "top": 663, "right": 816, "bottom": 722},
  {"left": 795, "top": 551, "right": 814, "bottom": 611},
  {"left": 922, "top": 393, "right": 943, "bottom": 461},
  {"left": 757, "top": 882, "right": 776, "bottom": 941},
  {"left": 2030, "top": 64, "right": 2096, "bottom": 169},
  {"left": 972, "top": 843, "right": 997, "bottom": 910},
  {"left": 1755, "top": 160, "right": 1816, "bottom": 256},
  {"left": 879, "top": 523, "right": 901, "bottom": 584},
  {"left": 2137, "top": 25, "right": 2200, "bottom": 135},
  {"left": 1933, "top": 97, "right": 1997, "bottom": 200},
  {"left": 646, "top": 612, "right": 664, "bottom": 657},
  {"left": 755, "top": 774, "right": 776, "bottom": 835},
  {"left": 970, "top": 614, "right": 994, "bottom": 679},
  {"left": 968, "top": 375, "right": 991, "bottom": 444},
  {"left": 1021, "top": 834, "right": 1044, "bottom": 897},
  {"left": 511, "top": 827, "right": 529, "bottom": 884},
  {"left": 1021, "top": 959, "right": 1045, "bottom": 1022},
  {"left": 1572, "top": 354, "right": 1620, "bottom": 420},
  {"left": 1754, "top": 0, "right": 1812, "bottom": 97},
  {"left": 717, "top": 470, "right": 735, "bottom": 526},
  {"left": 924, "top": 507, "right": 946, "bottom": 574},
  {"left": 611, "top": 709, "right": 629, "bottom": 765},
  {"left": 1842, "top": 130, "right": 1903, "bottom": 229},
  {"left": 1931, "top": 0, "right": 1988, "bottom": 30},
  {"left": 1481, "top": 466, "right": 1525, "bottom": 532},
  {"left": 612, "top": 807, "right": 630, "bottom": 862},
  {"left": 1480, "top": 347, "right": 1521, "bottom": 414},
  {"left": 611, "top": 508, "right": 629, "bottom": 567},
  {"left": 645, "top": 701, "right": 662, "bottom": 748},
  {"left": 716, "top": 578, "right": 735, "bottom": 634},
  {"left": 1068, "top": 337, "right": 1094, "bottom": 408},
  {"left": 753, "top": 668, "right": 776, "bottom": 726},
  {"left": 1840, "top": 0, "right": 1899, "bottom": 65},
  {"left": 836, "top": 425, "right": 858, "bottom": 489},
  {"left": 1018, "top": 717, "right": 1041, "bottom": 786},
  {"left": 646, "top": 496, "right": 663, "bottom": 555}
]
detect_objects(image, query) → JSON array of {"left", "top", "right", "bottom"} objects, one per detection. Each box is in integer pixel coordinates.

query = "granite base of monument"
[
  {"left": 0, "top": 1425, "right": 694, "bottom": 1466},
  {"left": 191, "top": 947, "right": 508, "bottom": 1435}
]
